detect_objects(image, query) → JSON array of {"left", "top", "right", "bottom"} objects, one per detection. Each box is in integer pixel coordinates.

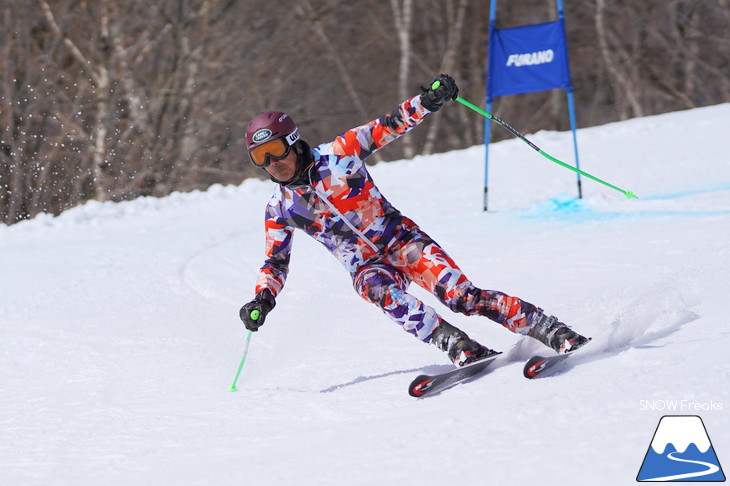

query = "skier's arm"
[
  {"left": 255, "top": 216, "right": 293, "bottom": 298},
  {"left": 331, "top": 95, "right": 428, "bottom": 160},
  {"left": 331, "top": 74, "right": 458, "bottom": 160},
  {"left": 240, "top": 211, "right": 293, "bottom": 331}
]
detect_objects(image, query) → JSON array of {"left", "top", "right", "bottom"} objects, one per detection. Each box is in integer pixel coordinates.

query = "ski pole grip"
[{"left": 250, "top": 309, "right": 260, "bottom": 321}]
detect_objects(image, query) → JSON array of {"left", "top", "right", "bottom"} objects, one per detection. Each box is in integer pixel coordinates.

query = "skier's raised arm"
[{"left": 329, "top": 74, "right": 459, "bottom": 160}]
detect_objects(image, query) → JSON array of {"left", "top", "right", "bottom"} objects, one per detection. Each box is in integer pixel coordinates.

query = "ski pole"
[
  {"left": 432, "top": 80, "right": 638, "bottom": 199},
  {"left": 229, "top": 314, "right": 256, "bottom": 391}
]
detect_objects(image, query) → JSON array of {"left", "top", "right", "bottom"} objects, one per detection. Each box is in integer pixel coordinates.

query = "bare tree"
[
  {"left": 2, "top": 0, "right": 730, "bottom": 225},
  {"left": 295, "top": 0, "right": 369, "bottom": 121},
  {"left": 594, "top": 0, "right": 643, "bottom": 119},
  {"left": 390, "top": 0, "right": 416, "bottom": 159},
  {"left": 421, "top": 0, "right": 470, "bottom": 155}
]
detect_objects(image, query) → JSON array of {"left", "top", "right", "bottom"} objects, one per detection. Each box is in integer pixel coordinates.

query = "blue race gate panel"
[{"left": 488, "top": 20, "right": 572, "bottom": 97}]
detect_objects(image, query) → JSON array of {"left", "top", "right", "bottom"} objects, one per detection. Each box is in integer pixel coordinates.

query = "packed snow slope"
[{"left": 2, "top": 104, "right": 729, "bottom": 486}]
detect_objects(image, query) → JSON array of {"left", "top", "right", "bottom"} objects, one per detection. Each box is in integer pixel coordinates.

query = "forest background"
[{"left": 1, "top": 0, "right": 728, "bottom": 224}]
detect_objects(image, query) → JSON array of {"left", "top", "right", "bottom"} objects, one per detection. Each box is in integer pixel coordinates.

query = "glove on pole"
[
  {"left": 230, "top": 289, "right": 276, "bottom": 392},
  {"left": 240, "top": 289, "right": 276, "bottom": 331}
]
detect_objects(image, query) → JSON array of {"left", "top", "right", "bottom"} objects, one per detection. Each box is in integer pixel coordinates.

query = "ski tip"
[
  {"left": 523, "top": 356, "right": 548, "bottom": 379},
  {"left": 408, "top": 375, "right": 435, "bottom": 398}
]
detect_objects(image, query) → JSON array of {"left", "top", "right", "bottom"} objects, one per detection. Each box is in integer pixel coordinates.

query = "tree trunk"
[
  {"left": 423, "top": 0, "right": 469, "bottom": 155},
  {"left": 391, "top": 0, "right": 415, "bottom": 159},
  {"left": 595, "top": 0, "right": 643, "bottom": 119}
]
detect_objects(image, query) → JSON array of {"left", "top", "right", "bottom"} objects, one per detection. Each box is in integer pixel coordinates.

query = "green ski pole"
[
  {"left": 229, "top": 311, "right": 257, "bottom": 392},
  {"left": 432, "top": 81, "right": 638, "bottom": 199}
]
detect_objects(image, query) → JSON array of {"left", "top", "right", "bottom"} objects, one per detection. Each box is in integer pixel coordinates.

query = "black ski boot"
[
  {"left": 528, "top": 309, "right": 590, "bottom": 354},
  {"left": 430, "top": 321, "right": 499, "bottom": 367}
]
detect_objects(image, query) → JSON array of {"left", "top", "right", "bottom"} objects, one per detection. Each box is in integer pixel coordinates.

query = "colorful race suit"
[{"left": 254, "top": 95, "right": 539, "bottom": 342}]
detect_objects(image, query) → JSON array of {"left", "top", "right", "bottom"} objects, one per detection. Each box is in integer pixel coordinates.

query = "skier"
[{"left": 239, "top": 74, "right": 589, "bottom": 367}]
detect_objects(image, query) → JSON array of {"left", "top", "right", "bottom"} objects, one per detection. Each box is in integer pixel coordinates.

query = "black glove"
[
  {"left": 419, "top": 74, "right": 459, "bottom": 112},
  {"left": 239, "top": 289, "right": 276, "bottom": 331}
]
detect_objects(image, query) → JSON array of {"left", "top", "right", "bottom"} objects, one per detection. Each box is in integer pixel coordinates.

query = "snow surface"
[{"left": 2, "top": 104, "right": 729, "bottom": 486}]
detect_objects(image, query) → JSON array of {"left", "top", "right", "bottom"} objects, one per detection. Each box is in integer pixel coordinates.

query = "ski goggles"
[
  {"left": 248, "top": 128, "right": 301, "bottom": 168},
  {"left": 249, "top": 138, "right": 291, "bottom": 168}
]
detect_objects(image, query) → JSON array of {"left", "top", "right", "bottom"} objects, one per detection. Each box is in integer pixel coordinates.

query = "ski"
[
  {"left": 408, "top": 353, "right": 501, "bottom": 398},
  {"left": 523, "top": 340, "right": 591, "bottom": 379},
  {"left": 523, "top": 353, "right": 571, "bottom": 379}
]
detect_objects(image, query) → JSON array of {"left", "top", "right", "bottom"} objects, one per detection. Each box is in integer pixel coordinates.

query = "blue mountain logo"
[{"left": 637, "top": 415, "right": 725, "bottom": 482}]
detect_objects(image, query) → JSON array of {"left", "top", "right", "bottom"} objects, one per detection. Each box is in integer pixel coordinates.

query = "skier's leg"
[
  {"left": 353, "top": 263, "right": 440, "bottom": 342},
  {"left": 394, "top": 232, "right": 537, "bottom": 334},
  {"left": 353, "top": 263, "right": 497, "bottom": 365},
  {"left": 398, "top": 232, "right": 589, "bottom": 352}
]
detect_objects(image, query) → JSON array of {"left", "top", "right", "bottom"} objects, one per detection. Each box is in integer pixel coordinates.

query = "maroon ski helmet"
[{"left": 245, "top": 111, "right": 300, "bottom": 152}]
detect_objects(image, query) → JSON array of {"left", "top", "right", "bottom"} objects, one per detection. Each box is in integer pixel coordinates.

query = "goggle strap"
[{"left": 285, "top": 128, "right": 300, "bottom": 146}]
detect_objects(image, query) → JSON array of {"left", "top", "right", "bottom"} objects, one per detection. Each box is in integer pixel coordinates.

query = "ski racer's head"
[{"left": 246, "top": 111, "right": 312, "bottom": 187}]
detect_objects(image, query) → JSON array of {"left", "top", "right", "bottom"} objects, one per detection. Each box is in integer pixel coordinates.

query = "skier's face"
[{"left": 264, "top": 149, "right": 298, "bottom": 182}]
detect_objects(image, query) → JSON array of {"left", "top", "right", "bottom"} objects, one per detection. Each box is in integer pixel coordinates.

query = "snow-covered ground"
[{"left": 2, "top": 104, "right": 729, "bottom": 486}]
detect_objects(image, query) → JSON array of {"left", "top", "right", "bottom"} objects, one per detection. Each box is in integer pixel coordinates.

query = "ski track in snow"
[
  {"left": 181, "top": 232, "right": 251, "bottom": 305},
  {"left": 2, "top": 104, "right": 730, "bottom": 486}
]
